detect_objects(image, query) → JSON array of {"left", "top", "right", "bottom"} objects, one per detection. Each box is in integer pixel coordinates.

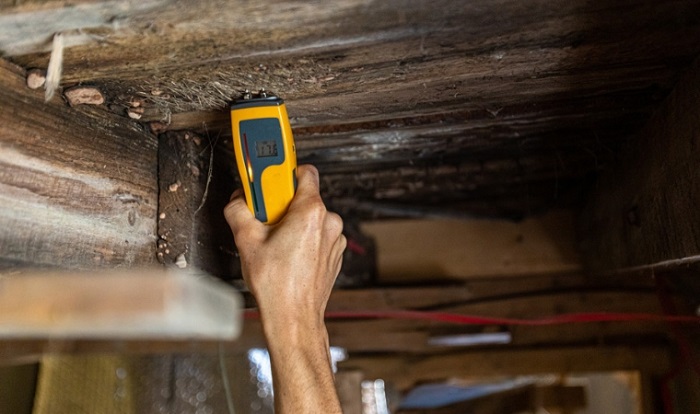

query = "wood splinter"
[{"left": 64, "top": 86, "right": 105, "bottom": 106}]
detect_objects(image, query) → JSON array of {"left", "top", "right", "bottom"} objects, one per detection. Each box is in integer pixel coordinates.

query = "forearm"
[
  {"left": 225, "top": 165, "right": 345, "bottom": 413},
  {"left": 263, "top": 316, "right": 341, "bottom": 414}
]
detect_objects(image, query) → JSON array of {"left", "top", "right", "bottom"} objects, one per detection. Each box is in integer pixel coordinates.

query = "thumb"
[{"left": 224, "top": 189, "right": 258, "bottom": 236}]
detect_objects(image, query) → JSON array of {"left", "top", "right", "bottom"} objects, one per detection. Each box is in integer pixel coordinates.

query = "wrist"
[{"left": 260, "top": 309, "right": 328, "bottom": 347}]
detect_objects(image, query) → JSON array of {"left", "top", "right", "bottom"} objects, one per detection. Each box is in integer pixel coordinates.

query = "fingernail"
[{"left": 230, "top": 188, "right": 243, "bottom": 200}]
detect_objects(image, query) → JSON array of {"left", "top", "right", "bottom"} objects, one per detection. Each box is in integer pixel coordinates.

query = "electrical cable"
[{"left": 243, "top": 309, "right": 700, "bottom": 326}]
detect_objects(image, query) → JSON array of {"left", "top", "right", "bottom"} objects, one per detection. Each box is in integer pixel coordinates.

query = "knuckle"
[
  {"left": 326, "top": 212, "right": 344, "bottom": 235},
  {"left": 300, "top": 196, "right": 326, "bottom": 220},
  {"left": 232, "top": 223, "right": 258, "bottom": 244}
]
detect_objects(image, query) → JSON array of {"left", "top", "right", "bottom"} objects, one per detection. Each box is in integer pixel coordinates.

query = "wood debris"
[
  {"left": 26, "top": 69, "right": 46, "bottom": 89},
  {"left": 64, "top": 86, "right": 105, "bottom": 106}
]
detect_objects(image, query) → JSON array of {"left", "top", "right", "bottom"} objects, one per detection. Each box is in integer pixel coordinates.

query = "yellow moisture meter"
[{"left": 230, "top": 90, "right": 297, "bottom": 224}]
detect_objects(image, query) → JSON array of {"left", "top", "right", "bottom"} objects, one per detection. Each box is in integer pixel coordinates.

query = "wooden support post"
[
  {"left": 580, "top": 57, "right": 700, "bottom": 272},
  {"left": 0, "top": 59, "right": 158, "bottom": 269},
  {"left": 156, "top": 130, "right": 240, "bottom": 278}
]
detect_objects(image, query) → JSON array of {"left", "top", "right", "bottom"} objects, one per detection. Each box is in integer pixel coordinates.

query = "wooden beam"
[
  {"left": 10, "top": 0, "right": 700, "bottom": 128},
  {"left": 580, "top": 56, "right": 700, "bottom": 272},
  {"left": 0, "top": 282, "right": 671, "bottom": 361},
  {"left": 0, "top": 59, "right": 157, "bottom": 269},
  {"left": 340, "top": 346, "right": 672, "bottom": 390},
  {"left": 360, "top": 212, "right": 581, "bottom": 282}
]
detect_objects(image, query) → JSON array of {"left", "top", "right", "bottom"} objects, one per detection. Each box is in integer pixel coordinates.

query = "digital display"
[{"left": 256, "top": 140, "right": 278, "bottom": 158}]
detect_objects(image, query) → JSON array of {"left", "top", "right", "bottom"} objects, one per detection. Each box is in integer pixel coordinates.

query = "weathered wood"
[
  {"left": 5, "top": 0, "right": 700, "bottom": 220},
  {"left": 340, "top": 346, "right": 672, "bottom": 390},
  {"left": 156, "top": 130, "right": 241, "bottom": 278},
  {"left": 0, "top": 59, "right": 157, "bottom": 269},
  {"left": 580, "top": 56, "right": 700, "bottom": 272}
]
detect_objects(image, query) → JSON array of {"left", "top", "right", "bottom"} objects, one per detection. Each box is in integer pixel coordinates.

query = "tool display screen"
[{"left": 255, "top": 140, "right": 278, "bottom": 158}]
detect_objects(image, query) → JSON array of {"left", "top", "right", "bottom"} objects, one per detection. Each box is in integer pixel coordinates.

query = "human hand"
[
  {"left": 224, "top": 164, "right": 346, "bottom": 333},
  {"left": 224, "top": 164, "right": 345, "bottom": 413}
]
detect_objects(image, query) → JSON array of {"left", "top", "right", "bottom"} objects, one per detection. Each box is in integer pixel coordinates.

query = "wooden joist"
[
  {"left": 0, "top": 284, "right": 673, "bottom": 361},
  {"left": 0, "top": 59, "right": 157, "bottom": 269},
  {"left": 339, "top": 346, "right": 671, "bottom": 390},
  {"left": 6, "top": 0, "right": 700, "bottom": 219},
  {"left": 580, "top": 56, "right": 700, "bottom": 272}
]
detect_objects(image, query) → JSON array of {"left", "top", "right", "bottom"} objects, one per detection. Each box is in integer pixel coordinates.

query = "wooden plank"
[
  {"left": 340, "top": 346, "right": 672, "bottom": 390},
  {"left": 580, "top": 56, "right": 700, "bottom": 271},
  {"left": 0, "top": 269, "right": 242, "bottom": 340},
  {"left": 0, "top": 59, "right": 157, "bottom": 269},
  {"left": 361, "top": 211, "right": 580, "bottom": 282}
]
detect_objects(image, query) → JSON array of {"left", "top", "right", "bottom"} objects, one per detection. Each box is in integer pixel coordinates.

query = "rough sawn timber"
[
  {"left": 6, "top": 0, "right": 700, "bottom": 219},
  {"left": 0, "top": 59, "right": 158, "bottom": 269},
  {"left": 580, "top": 56, "right": 700, "bottom": 272}
]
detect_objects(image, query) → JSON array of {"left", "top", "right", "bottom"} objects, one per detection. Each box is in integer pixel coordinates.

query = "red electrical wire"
[{"left": 243, "top": 309, "right": 700, "bottom": 326}]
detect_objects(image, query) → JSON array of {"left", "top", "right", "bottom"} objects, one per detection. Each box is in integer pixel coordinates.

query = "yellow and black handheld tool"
[{"left": 230, "top": 90, "right": 297, "bottom": 224}]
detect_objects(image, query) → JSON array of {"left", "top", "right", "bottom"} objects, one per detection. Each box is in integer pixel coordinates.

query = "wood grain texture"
[
  {"left": 580, "top": 56, "right": 700, "bottom": 271},
  {"left": 0, "top": 59, "right": 157, "bottom": 268},
  {"left": 156, "top": 130, "right": 241, "bottom": 278},
  {"left": 6, "top": 0, "right": 700, "bottom": 219}
]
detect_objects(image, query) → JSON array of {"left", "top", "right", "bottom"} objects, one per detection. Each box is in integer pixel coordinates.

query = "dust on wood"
[
  {"left": 5, "top": 0, "right": 700, "bottom": 221},
  {"left": 156, "top": 130, "right": 241, "bottom": 279}
]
